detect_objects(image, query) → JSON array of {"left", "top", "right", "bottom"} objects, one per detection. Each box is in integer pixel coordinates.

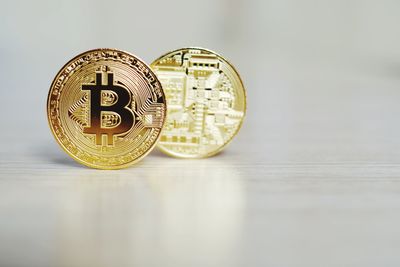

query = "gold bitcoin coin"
[
  {"left": 47, "top": 48, "right": 166, "bottom": 169},
  {"left": 151, "top": 47, "right": 246, "bottom": 158}
]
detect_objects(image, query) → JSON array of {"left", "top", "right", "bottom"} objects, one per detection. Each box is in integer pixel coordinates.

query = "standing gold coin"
[
  {"left": 47, "top": 48, "right": 166, "bottom": 169},
  {"left": 151, "top": 47, "right": 246, "bottom": 158}
]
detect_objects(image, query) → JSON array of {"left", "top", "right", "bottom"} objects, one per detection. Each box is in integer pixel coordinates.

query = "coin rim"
[
  {"left": 150, "top": 47, "right": 247, "bottom": 159},
  {"left": 47, "top": 48, "right": 167, "bottom": 169}
]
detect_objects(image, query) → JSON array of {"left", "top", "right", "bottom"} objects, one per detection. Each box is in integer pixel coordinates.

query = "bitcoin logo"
[
  {"left": 151, "top": 47, "right": 246, "bottom": 158},
  {"left": 47, "top": 49, "right": 166, "bottom": 169},
  {"left": 82, "top": 72, "right": 134, "bottom": 146}
]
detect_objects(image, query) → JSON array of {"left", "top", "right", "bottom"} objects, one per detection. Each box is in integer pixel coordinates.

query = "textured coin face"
[
  {"left": 151, "top": 48, "right": 246, "bottom": 158},
  {"left": 47, "top": 49, "right": 166, "bottom": 169}
]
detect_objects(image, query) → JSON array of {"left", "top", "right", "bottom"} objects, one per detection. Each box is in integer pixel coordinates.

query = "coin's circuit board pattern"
[{"left": 151, "top": 48, "right": 246, "bottom": 158}]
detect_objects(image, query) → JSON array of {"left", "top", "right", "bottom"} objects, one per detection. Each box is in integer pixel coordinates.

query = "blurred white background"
[
  {"left": 1, "top": 0, "right": 400, "bottom": 161},
  {"left": 1, "top": 0, "right": 400, "bottom": 266}
]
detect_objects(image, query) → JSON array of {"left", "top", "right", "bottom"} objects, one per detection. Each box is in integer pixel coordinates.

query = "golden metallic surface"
[
  {"left": 47, "top": 48, "right": 166, "bottom": 169},
  {"left": 151, "top": 47, "right": 246, "bottom": 158}
]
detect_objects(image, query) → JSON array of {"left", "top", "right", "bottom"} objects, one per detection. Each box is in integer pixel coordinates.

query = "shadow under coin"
[
  {"left": 149, "top": 146, "right": 229, "bottom": 159},
  {"left": 148, "top": 147, "right": 171, "bottom": 158}
]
